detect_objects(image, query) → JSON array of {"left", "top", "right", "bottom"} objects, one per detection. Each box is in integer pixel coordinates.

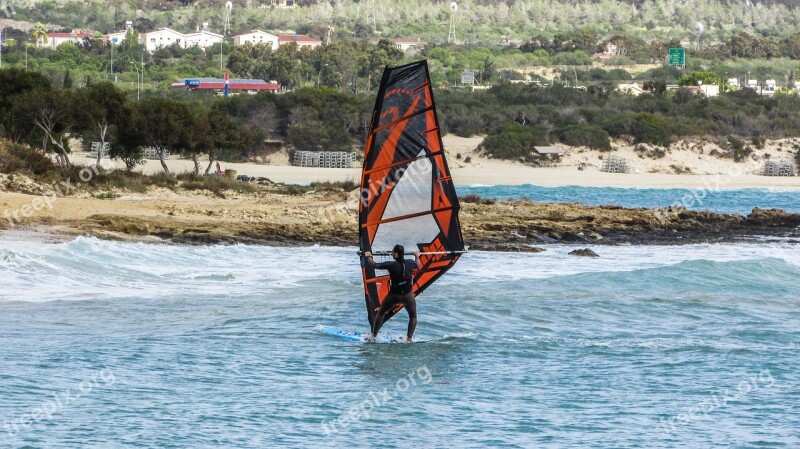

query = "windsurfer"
[{"left": 363, "top": 244, "right": 421, "bottom": 343}]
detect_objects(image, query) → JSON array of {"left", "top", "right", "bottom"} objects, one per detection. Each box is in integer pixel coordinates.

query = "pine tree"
[{"left": 63, "top": 69, "right": 73, "bottom": 89}]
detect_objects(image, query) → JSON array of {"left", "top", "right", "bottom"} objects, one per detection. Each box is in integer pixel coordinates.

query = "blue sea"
[
  {"left": 457, "top": 185, "right": 800, "bottom": 215},
  {"left": 1, "top": 237, "right": 799, "bottom": 448}
]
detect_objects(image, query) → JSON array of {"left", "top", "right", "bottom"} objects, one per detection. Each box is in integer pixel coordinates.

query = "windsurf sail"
[{"left": 359, "top": 60, "right": 465, "bottom": 326}]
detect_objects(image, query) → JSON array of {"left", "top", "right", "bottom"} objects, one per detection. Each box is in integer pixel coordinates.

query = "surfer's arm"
[
  {"left": 413, "top": 251, "right": 422, "bottom": 269},
  {"left": 363, "top": 251, "right": 388, "bottom": 269},
  {"left": 363, "top": 251, "right": 377, "bottom": 268}
]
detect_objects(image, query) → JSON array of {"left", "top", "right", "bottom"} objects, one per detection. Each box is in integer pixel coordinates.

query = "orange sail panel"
[{"left": 359, "top": 61, "right": 465, "bottom": 326}]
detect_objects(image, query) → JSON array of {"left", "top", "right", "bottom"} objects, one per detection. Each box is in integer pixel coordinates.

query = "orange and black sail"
[{"left": 359, "top": 60, "right": 465, "bottom": 326}]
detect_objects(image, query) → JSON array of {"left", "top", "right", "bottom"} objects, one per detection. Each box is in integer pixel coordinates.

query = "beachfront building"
[
  {"left": 46, "top": 30, "right": 95, "bottom": 48},
  {"left": 233, "top": 30, "right": 279, "bottom": 50},
  {"left": 278, "top": 34, "right": 322, "bottom": 49}
]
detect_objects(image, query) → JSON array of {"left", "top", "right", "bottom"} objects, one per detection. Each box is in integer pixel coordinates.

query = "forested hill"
[{"left": 8, "top": 0, "right": 800, "bottom": 44}]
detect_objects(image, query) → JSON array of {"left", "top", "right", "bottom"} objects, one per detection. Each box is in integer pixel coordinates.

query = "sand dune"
[{"left": 97, "top": 135, "right": 800, "bottom": 190}]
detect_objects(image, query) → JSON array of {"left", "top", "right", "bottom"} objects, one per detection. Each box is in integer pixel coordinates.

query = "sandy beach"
[
  {"left": 113, "top": 135, "right": 800, "bottom": 190},
  {"left": 2, "top": 134, "right": 799, "bottom": 246}
]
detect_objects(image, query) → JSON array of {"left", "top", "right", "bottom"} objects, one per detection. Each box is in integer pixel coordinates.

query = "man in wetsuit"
[{"left": 363, "top": 244, "right": 421, "bottom": 343}]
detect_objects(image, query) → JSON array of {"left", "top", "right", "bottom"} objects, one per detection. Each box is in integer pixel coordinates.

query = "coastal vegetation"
[
  {"left": 1, "top": 1, "right": 800, "bottom": 167},
  {"left": 3, "top": 63, "right": 800, "bottom": 169}
]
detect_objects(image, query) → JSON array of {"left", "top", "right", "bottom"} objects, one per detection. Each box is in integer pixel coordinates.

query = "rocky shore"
[{"left": 2, "top": 188, "right": 798, "bottom": 250}]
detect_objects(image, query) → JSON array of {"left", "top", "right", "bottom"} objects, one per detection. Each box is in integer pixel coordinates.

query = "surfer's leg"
[
  {"left": 404, "top": 293, "right": 417, "bottom": 342},
  {"left": 371, "top": 294, "right": 400, "bottom": 338}
]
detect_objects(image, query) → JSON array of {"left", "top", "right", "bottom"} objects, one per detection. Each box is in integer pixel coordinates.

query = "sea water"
[
  {"left": 457, "top": 185, "right": 800, "bottom": 214},
  {"left": 1, "top": 237, "right": 798, "bottom": 448}
]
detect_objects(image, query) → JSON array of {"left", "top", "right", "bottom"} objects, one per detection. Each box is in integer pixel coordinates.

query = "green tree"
[
  {"left": 118, "top": 97, "right": 197, "bottom": 174},
  {"left": 678, "top": 71, "right": 722, "bottom": 87},
  {"left": 73, "top": 82, "right": 128, "bottom": 167},
  {"left": 14, "top": 88, "right": 77, "bottom": 168},
  {"left": 204, "top": 108, "right": 254, "bottom": 174},
  {"left": 31, "top": 23, "right": 47, "bottom": 48},
  {"left": 63, "top": 69, "right": 73, "bottom": 89},
  {"left": 0, "top": 68, "right": 53, "bottom": 142}
]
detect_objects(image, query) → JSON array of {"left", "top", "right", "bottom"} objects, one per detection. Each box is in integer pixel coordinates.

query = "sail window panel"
[
  {"left": 381, "top": 151, "right": 433, "bottom": 220},
  {"left": 370, "top": 215, "right": 441, "bottom": 253}
]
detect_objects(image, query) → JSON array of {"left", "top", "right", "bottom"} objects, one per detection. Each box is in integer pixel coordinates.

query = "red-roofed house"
[
  {"left": 278, "top": 34, "right": 322, "bottom": 49},
  {"left": 47, "top": 31, "right": 95, "bottom": 48}
]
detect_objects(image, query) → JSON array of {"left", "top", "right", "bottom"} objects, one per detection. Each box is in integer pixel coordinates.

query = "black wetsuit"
[{"left": 368, "top": 257, "right": 418, "bottom": 339}]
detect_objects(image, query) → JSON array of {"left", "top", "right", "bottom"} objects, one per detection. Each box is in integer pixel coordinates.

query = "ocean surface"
[
  {"left": 457, "top": 185, "right": 800, "bottom": 215},
  {"left": 1, "top": 237, "right": 799, "bottom": 448}
]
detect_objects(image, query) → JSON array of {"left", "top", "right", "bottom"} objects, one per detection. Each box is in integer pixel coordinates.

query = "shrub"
[
  {"left": 631, "top": 113, "right": 672, "bottom": 146},
  {"left": 180, "top": 175, "right": 258, "bottom": 196},
  {"left": 273, "top": 184, "right": 314, "bottom": 195},
  {"left": 727, "top": 136, "right": 753, "bottom": 162},
  {"left": 309, "top": 180, "right": 359, "bottom": 191},
  {"left": 556, "top": 124, "right": 611, "bottom": 150},
  {"left": 603, "top": 113, "right": 672, "bottom": 146},
  {"left": 0, "top": 141, "right": 58, "bottom": 176},
  {"left": 481, "top": 123, "right": 550, "bottom": 160}
]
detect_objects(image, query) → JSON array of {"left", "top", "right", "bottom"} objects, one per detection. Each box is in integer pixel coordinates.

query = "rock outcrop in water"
[{"left": 568, "top": 248, "right": 600, "bottom": 257}]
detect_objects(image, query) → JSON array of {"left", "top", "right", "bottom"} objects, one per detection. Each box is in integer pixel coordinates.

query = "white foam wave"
[{"left": 0, "top": 237, "right": 798, "bottom": 302}]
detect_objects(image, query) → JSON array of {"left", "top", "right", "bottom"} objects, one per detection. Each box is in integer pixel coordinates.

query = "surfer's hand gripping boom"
[{"left": 357, "top": 250, "right": 467, "bottom": 256}]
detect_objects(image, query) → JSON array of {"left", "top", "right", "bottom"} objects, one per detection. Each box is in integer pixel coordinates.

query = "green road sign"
[{"left": 668, "top": 48, "right": 685, "bottom": 66}]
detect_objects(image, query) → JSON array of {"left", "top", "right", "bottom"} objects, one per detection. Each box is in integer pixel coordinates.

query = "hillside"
[{"left": 6, "top": 0, "right": 800, "bottom": 45}]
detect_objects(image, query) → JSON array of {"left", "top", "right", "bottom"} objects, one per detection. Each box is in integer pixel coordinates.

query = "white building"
[
  {"left": 105, "top": 30, "right": 128, "bottom": 46},
  {"left": 391, "top": 37, "right": 426, "bottom": 54},
  {"left": 142, "top": 28, "right": 186, "bottom": 51},
  {"left": 618, "top": 83, "right": 646, "bottom": 96},
  {"left": 46, "top": 31, "right": 95, "bottom": 48},
  {"left": 184, "top": 30, "right": 223, "bottom": 49},
  {"left": 233, "top": 30, "right": 279, "bottom": 50},
  {"left": 141, "top": 28, "right": 222, "bottom": 52},
  {"left": 762, "top": 79, "right": 776, "bottom": 96}
]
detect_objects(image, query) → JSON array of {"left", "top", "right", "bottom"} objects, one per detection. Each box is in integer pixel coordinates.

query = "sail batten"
[{"left": 359, "top": 60, "right": 465, "bottom": 327}]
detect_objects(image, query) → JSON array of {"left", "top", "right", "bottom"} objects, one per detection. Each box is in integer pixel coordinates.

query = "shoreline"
[{"left": 2, "top": 189, "right": 799, "bottom": 249}]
